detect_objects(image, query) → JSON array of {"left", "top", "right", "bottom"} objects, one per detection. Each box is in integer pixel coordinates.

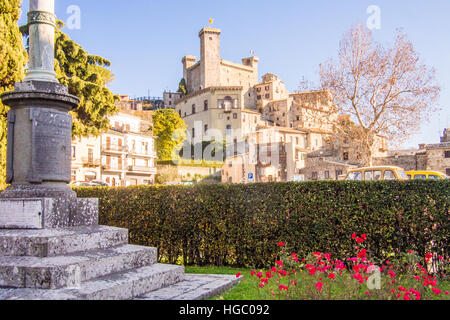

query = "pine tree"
[
  {"left": 54, "top": 21, "right": 118, "bottom": 137},
  {"left": 0, "top": 0, "right": 27, "bottom": 188}
]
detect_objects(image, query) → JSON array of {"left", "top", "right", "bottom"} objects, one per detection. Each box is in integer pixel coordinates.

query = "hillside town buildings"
[
  {"left": 173, "top": 27, "right": 380, "bottom": 183},
  {"left": 374, "top": 128, "right": 450, "bottom": 176},
  {"left": 71, "top": 96, "right": 157, "bottom": 186}
]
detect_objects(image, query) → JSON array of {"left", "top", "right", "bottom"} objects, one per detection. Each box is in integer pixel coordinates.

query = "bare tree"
[{"left": 319, "top": 24, "right": 440, "bottom": 166}]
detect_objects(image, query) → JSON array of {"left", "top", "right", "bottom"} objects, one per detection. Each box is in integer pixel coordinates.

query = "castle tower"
[{"left": 199, "top": 28, "right": 221, "bottom": 89}]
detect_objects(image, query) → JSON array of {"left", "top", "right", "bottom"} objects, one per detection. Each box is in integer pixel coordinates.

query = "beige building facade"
[
  {"left": 374, "top": 128, "right": 450, "bottom": 176},
  {"left": 71, "top": 103, "right": 157, "bottom": 186}
]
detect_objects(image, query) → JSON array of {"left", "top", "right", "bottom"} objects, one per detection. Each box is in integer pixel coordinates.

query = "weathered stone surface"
[
  {"left": 0, "top": 264, "right": 185, "bottom": 300},
  {"left": 0, "top": 226, "right": 128, "bottom": 257},
  {"left": 0, "top": 197, "right": 98, "bottom": 230},
  {"left": 0, "top": 244, "right": 157, "bottom": 289},
  {"left": 0, "top": 199, "right": 43, "bottom": 229},
  {"left": 137, "top": 274, "right": 242, "bottom": 300}
]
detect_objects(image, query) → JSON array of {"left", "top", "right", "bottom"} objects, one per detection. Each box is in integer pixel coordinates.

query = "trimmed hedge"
[{"left": 74, "top": 181, "right": 449, "bottom": 268}]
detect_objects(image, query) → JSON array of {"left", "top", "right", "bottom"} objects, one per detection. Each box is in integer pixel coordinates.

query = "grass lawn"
[
  {"left": 185, "top": 266, "right": 450, "bottom": 300},
  {"left": 185, "top": 266, "right": 259, "bottom": 300}
]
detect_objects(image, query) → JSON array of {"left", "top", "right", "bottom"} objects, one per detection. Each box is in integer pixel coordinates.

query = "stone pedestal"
[{"left": 0, "top": 80, "right": 96, "bottom": 230}]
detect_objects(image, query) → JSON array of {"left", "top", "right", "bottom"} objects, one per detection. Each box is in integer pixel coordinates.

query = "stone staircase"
[{"left": 0, "top": 226, "right": 239, "bottom": 300}]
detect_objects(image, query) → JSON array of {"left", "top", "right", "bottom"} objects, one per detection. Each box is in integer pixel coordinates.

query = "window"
[
  {"left": 384, "top": 170, "right": 396, "bottom": 180},
  {"left": 343, "top": 152, "right": 349, "bottom": 161},
  {"left": 204, "top": 100, "right": 208, "bottom": 111},
  {"left": 346, "top": 172, "right": 362, "bottom": 181},
  {"left": 414, "top": 175, "right": 427, "bottom": 180},
  {"left": 88, "top": 148, "right": 94, "bottom": 163},
  {"left": 257, "top": 88, "right": 261, "bottom": 93},
  {"left": 192, "top": 104, "right": 196, "bottom": 114},
  {"left": 336, "top": 170, "right": 343, "bottom": 178},
  {"left": 445, "top": 151, "right": 450, "bottom": 158},
  {"left": 178, "top": 110, "right": 181, "bottom": 117},
  {"left": 364, "top": 171, "right": 373, "bottom": 181},
  {"left": 265, "top": 94, "right": 270, "bottom": 99},
  {"left": 446, "top": 169, "right": 450, "bottom": 176},
  {"left": 72, "top": 146, "right": 76, "bottom": 159},
  {"left": 257, "top": 95, "right": 262, "bottom": 100},
  {"left": 204, "top": 125, "right": 208, "bottom": 134},
  {"left": 325, "top": 171, "right": 330, "bottom": 179},
  {"left": 428, "top": 175, "right": 441, "bottom": 180},
  {"left": 373, "top": 171, "right": 382, "bottom": 180},
  {"left": 265, "top": 86, "right": 270, "bottom": 91},
  {"left": 192, "top": 128, "right": 195, "bottom": 138},
  {"left": 233, "top": 113, "right": 238, "bottom": 119},
  {"left": 312, "top": 172, "right": 318, "bottom": 180},
  {"left": 226, "top": 125, "right": 232, "bottom": 136}
]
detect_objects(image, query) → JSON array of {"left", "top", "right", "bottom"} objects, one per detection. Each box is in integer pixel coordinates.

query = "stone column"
[
  {"left": 25, "top": 0, "right": 58, "bottom": 82},
  {"left": 0, "top": 0, "right": 97, "bottom": 229}
]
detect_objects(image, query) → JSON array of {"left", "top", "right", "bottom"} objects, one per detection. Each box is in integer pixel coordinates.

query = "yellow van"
[
  {"left": 406, "top": 171, "right": 449, "bottom": 180},
  {"left": 345, "top": 166, "right": 409, "bottom": 181}
]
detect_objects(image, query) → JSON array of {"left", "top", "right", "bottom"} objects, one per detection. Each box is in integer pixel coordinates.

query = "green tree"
[
  {"left": 0, "top": 0, "right": 27, "bottom": 188},
  {"left": 153, "top": 109, "right": 187, "bottom": 161},
  {"left": 178, "top": 78, "right": 187, "bottom": 95},
  {"left": 54, "top": 21, "right": 118, "bottom": 137}
]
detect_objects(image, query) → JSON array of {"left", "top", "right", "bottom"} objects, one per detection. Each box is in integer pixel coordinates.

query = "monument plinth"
[{"left": 0, "top": 0, "right": 97, "bottom": 230}]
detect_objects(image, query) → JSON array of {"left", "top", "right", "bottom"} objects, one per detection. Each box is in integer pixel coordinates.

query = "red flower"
[
  {"left": 352, "top": 233, "right": 357, "bottom": 239},
  {"left": 276, "top": 260, "right": 284, "bottom": 267},
  {"left": 236, "top": 272, "right": 242, "bottom": 278},
  {"left": 279, "top": 285, "right": 289, "bottom": 291},
  {"left": 259, "top": 283, "right": 265, "bottom": 288},
  {"left": 278, "top": 242, "right": 285, "bottom": 247},
  {"left": 361, "top": 234, "right": 367, "bottom": 240},
  {"left": 250, "top": 270, "right": 256, "bottom": 276},
  {"left": 328, "top": 273, "right": 336, "bottom": 280},
  {"left": 356, "top": 237, "right": 364, "bottom": 244},
  {"left": 315, "top": 281, "right": 324, "bottom": 291},
  {"left": 256, "top": 272, "right": 263, "bottom": 278},
  {"left": 365, "top": 291, "right": 370, "bottom": 297},
  {"left": 357, "top": 249, "right": 367, "bottom": 259}
]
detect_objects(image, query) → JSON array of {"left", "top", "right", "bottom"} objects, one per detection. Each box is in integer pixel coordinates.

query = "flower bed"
[{"left": 243, "top": 234, "right": 449, "bottom": 300}]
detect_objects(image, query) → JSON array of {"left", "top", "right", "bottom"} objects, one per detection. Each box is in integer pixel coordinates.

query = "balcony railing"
[
  {"left": 128, "top": 165, "right": 156, "bottom": 173},
  {"left": 81, "top": 158, "right": 101, "bottom": 167},
  {"left": 102, "top": 164, "right": 124, "bottom": 171},
  {"left": 102, "top": 144, "right": 128, "bottom": 153},
  {"left": 129, "top": 148, "right": 157, "bottom": 157}
]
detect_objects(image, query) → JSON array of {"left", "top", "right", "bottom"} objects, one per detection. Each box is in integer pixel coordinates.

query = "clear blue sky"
[{"left": 19, "top": 0, "right": 450, "bottom": 148}]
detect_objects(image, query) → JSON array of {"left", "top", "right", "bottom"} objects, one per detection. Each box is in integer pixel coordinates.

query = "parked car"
[
  {"left": 70, "top": 181, "right": 110, "bottom": 187},
  {"left": 345, "top": 166, "right": 410, "bottom": 181},
  {"left": 406, "top": 171, "right": 449, "bottom": 180}
]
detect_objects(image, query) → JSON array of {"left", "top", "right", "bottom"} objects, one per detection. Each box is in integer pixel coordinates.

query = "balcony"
[
  {"left": 102, "top": 144, "right": 128, "bottom": 153},
  {"left": 82, "top": 158, "right": 101, "bottom": 167},
  {"left": 128, "top": 165, "right": 157, "bottom": 174},
  {"left": 129, "top": 148, "right": 157, "bottom": 158},
  {"left": 102, "top": 164, "right": 124, "bottom": 172}
]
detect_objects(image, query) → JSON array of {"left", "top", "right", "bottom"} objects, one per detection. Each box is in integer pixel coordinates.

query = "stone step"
[
  {"left": 0, "top": 226, "right": 129, "bottom": 257},
  {"left": 0, "top": 264, "right": 185, "bottom": 300},
  {"left": 0, "top": 244, "right": 157, "bottom": 289},
  {"left": 136, "top": 274, "right": 242, "bottom": 300}
]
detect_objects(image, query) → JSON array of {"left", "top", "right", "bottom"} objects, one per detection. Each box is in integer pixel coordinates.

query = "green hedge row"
[{"left": 74, "top": 181, "right": 449, "bottom": 268}]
